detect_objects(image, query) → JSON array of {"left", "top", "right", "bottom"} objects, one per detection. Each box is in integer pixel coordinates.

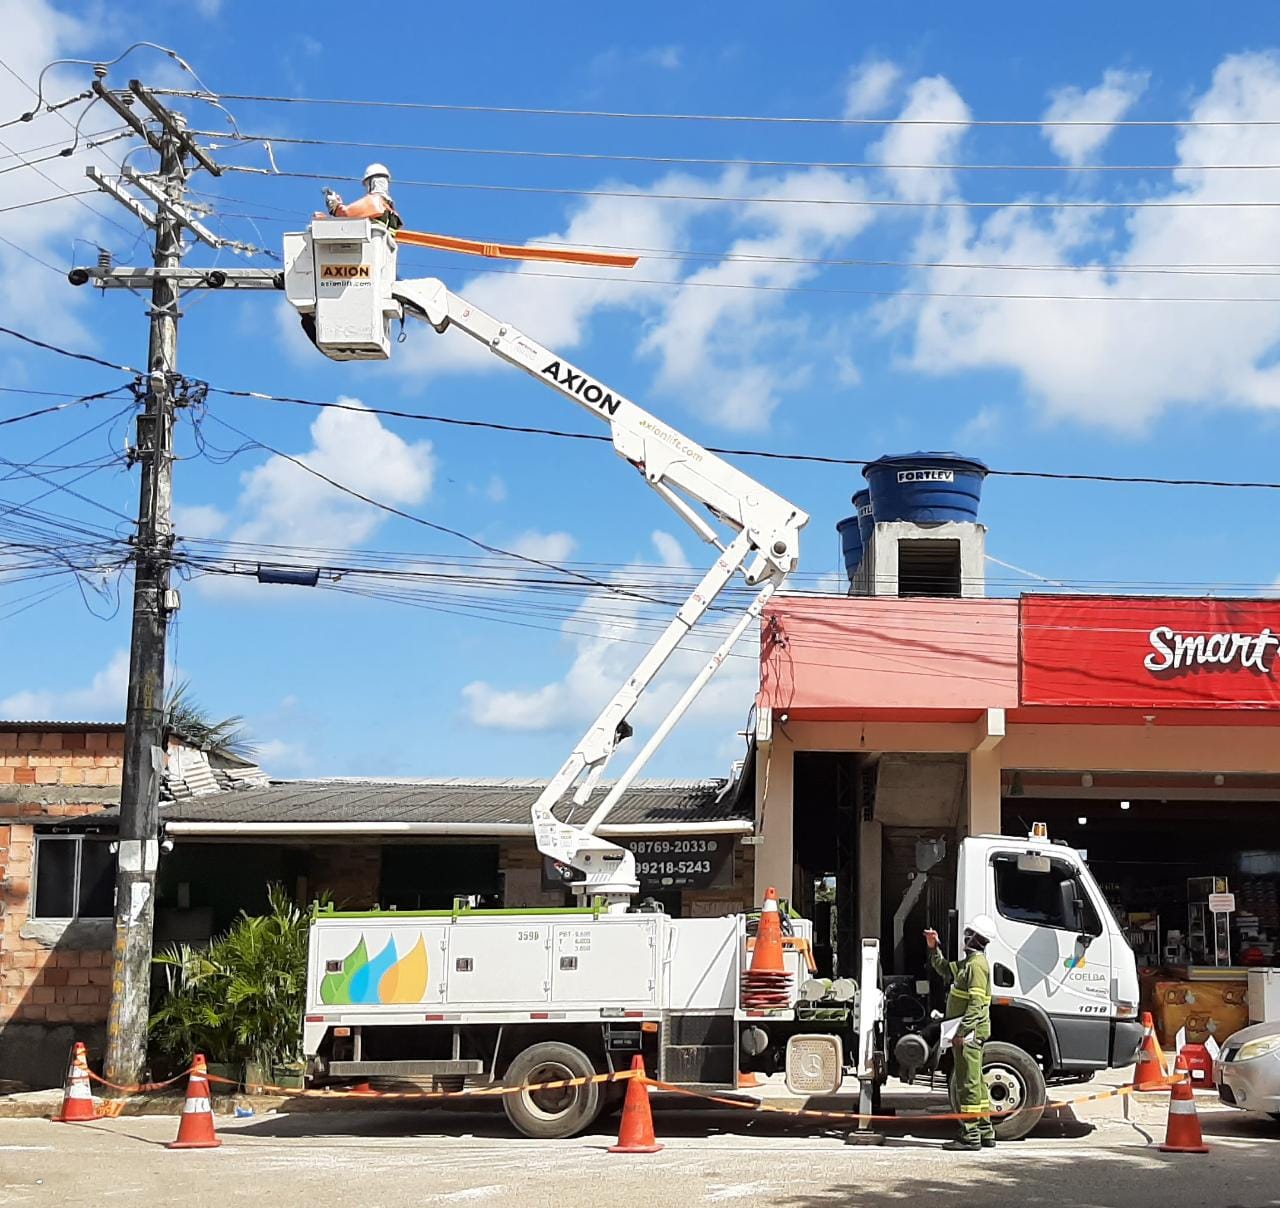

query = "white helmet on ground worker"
[
  {"left": 363, "top": 162, "right": 391, "bottom": 193},
  {"left": 963, "top": 914, "right": 997, "bottom": 949}
]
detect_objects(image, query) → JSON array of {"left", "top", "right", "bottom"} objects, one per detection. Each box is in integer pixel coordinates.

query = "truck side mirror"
[
  {"left": 1057, "top": 880, "right": 1083, "bottom": 931},
  {"left": 1075, "top": 932, "right": 1094, "bottom": 950}
]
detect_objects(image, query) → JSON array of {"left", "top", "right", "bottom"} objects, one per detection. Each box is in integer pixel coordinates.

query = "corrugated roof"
[
  {"left": 0, "top": 721, "right": 125, "bottom": 731},
  {"left": 92, "top": 776, "right": 750, "bottom": 828}
]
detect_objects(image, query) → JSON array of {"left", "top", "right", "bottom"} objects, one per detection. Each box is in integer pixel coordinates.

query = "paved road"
[{"left": 1, "top": 1080, "right": 1276, "bottom": 1207}]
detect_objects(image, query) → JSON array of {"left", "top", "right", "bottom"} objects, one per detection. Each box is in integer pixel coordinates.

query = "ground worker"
[
  {"left": 925, "top": 916, "right": 997, "bottom": 1151},
  {"left": 320, "top": 163, "right": 403, "bottom": 230}
]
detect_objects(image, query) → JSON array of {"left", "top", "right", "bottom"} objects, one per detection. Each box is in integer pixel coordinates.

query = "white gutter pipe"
[{"left": 162, "top": 820, "right": 755, "bottom": 838}]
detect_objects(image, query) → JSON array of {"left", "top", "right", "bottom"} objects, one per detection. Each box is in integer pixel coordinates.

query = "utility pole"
[
  {"left": 101, "top": 115, "right": 183, "bottom": 1091},
  {"left": 74, "top": 79, "right": 277, "bottom": 1088}
]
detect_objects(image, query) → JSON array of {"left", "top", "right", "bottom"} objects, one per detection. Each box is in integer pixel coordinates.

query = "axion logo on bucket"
[
  {"left": 1143, "top": 626, "right": 1280, "bottom": 675},
  {"left": 320, "top": 264, "right": 371, "bottom": 279},
  {"left": 541, "top": 360, "right": 622, "bottom": 416},
  {"left": 896, "top": 469, "right": 955, "bottom": 484}
]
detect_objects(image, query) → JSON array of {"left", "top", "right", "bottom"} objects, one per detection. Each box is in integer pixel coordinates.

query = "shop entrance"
[
  {"left": 1002, "top": 771, "right": 1280, "bottom": 1044},
  {"left": 793, "top": 751, "right": 965, "bottom": 981}
]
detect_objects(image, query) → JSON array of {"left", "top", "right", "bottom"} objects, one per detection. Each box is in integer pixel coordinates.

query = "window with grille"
[{"left": 32, "top": 836, "right": 115, "bottom": 920}]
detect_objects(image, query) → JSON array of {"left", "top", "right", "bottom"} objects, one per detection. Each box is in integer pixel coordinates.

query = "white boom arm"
[{"left": 283, "top": 219, "right": 809, "bottom": 909}]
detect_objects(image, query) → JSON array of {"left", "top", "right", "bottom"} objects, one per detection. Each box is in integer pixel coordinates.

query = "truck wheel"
[
  {"left": 502, "top": 1041, "right": 603, "bottom": 1140},
  {"left": 948, "top": 1041, "right": 1046, "bottom": 1141}
]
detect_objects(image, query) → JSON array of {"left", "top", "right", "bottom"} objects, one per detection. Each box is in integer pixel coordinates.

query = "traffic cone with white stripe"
[
  {"left": 741, "top": 887, "right": 792, "bottom": 1010},
  {"left": 1159, "top": 1054, "right": 1209, "bottom": 1155},
  {"left": 52, "top": 1041, "right": 99, "bottom": 1123},
  {"left": 167, "top": 1053, "right": 221, "bottom": 1149},
  {"left": 1134, "top": 1012, "right": 1167, "bottom": 1091}
]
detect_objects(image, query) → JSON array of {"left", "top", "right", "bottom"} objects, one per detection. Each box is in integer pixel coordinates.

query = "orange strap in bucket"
[{"left": 395, "top": 227, "right": 638, "bottom": 269}]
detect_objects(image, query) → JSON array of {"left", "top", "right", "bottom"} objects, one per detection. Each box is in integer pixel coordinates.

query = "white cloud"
[
  {"left": 510, "top": 530, "right": 577, "bottom": 564},
  {"left": 483, "top": 475, "right": 507, "bottom": 504},
  {"left": 640, "top": 45, "right": 683, "bottom": 71},
  {"left": 194, "top": 0, "right": 223, "bottom": 13},
  {"left": 844, "top": 59, "right": 901, "bottom": 118},
  {"left": 232, "top": 398, "right": 435, "bottom": 548},
  {"left": 254, "top": 737, "right": 311, "bottom": 774},
  {"left": 460, "top": 530, "right": 756, "bottom": 739},
  {"left": 1042, "top": 68, "right": 1149, "bottom": 166},
  {"left": 394, "top": 158, "right": 883, "bottom": 430},
  {"left": 173, "top": 504, "right": 229, "bottom": 538},
  {"left": 0, "top": 1, "right": 114, "bottom": 345},
  {"left": 639, "top": 167, "right": 878, "bottom": 429},
  {"left": 870, "top": 75, "right": 971, "bottom": 203},
  {"left": 885, "top": 51, "right": 1280, "bottom": 432},
  {"left": 2, "top": 649, "right": 129, "bottom": 721}
]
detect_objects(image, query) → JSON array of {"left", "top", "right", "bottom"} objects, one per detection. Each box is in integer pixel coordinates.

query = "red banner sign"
[{"left": 1020, "top": 595, "right": 1280, "bottom": 708}]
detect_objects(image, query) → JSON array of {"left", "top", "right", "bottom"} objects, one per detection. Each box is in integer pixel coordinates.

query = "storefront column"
[
  {"left": 754, "top": 725, "right": 793, "bottom": 902},
  {"left": 967, "top": 709, "right": 1005, "bottom": 837},
  {"left": 967, "top": 749, "right": 1002, "bottom": 836}
]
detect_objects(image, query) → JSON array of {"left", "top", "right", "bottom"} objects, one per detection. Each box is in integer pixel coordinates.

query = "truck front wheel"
[
  {"left": 949, "top": 1041, "right": 1047, "bottom": 1141},
  {"left": 502, "top": 1041, "right": 603, "bottom": 1140}
]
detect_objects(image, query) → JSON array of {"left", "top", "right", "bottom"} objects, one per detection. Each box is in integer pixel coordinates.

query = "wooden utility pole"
[
  {"left": 100, "top": 96, "right": 184, "bottom": 1090},
  {"left": 78, "top": 79, "right": 278, "bottom": 1087}
]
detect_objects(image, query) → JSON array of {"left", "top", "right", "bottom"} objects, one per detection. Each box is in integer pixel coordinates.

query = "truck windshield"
[{"left": 992, "top": 854, "right": 1103, "bottom": 936}]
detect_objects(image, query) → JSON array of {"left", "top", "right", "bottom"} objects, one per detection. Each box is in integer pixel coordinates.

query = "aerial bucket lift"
[{"left": 283, "top": 214, "right": 808, "bottom": 908}]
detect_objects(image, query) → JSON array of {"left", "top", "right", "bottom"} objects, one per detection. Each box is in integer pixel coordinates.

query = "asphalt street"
[{"left": 0, "top": 1077, "right": 1276, "bottom": 1207}]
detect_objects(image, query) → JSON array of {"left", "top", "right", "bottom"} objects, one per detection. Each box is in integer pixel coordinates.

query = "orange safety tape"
[
  {"left": 200, "top": 1066, "right": 640, "bottom": 1101},
  {"left": 85, "top": 1068, "right": 192, "bottom": 1095},
  {"left": 635, "top": 1072, "right": 1186, "bottom": 1125}
]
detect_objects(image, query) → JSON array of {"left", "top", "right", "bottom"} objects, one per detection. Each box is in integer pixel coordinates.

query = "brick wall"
[{"left": 0, "top": 727, "right": 123, "bottom": 1087}]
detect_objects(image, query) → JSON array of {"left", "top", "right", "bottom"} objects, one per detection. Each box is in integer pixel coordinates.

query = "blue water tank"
[
  {"left": 862, "top": 452, "right": 988, "bottom": 524},
  {"left": 836, "top": 515, "right": 863, "bottom": 582},
  {"left": 853, "top": 488, "right": 874, "bottom": 547}
]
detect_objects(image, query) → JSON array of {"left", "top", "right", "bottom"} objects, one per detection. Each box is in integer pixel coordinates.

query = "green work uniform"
[{"left": 930, "top": 946, "right": 994, "bottom": 1144}]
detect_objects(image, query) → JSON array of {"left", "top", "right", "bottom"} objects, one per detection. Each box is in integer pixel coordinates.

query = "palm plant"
[
  {"left": 163, "top": 679, "right": 257, "bottom": 758},
  {"left": 149, "top": 884, "right": 323, "bottom": 1073}
]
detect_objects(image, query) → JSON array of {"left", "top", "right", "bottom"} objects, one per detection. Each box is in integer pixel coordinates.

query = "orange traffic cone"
[
  {"left": 608, "top": 1056, "right": 662, "bottom": 1154},
  {"left": 1159, "top": 1055, "right": 1209, "bottom": 1154},
  {"left": 1134, "top": 1012, "right": 1167, "bottom": 1091},
  {"left": 52, "top": 1041, "right": 99, "bottom": 1123},
  {"left": 167, "top": 1053, "right": 221, "bottom": 1150},
  {"left": 741, "top": 887, "right": 792, "bottom": 1010}
]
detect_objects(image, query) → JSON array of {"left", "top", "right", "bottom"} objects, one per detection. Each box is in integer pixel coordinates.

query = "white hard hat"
[
  {"left": 363, "top": 162, "right": 391, "bottom": 184},
  {"left": 965, "top": 914, "right": 997, "bottom": 943}
]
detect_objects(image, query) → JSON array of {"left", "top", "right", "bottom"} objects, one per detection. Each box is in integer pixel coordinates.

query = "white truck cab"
[{"left": 957, "top": 827, "right": 1143, "bottom": 1077}]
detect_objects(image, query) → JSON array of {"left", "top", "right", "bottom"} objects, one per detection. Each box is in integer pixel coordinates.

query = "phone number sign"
[{"left": 543, "top": 836, "right": 736, "bottom": 892}]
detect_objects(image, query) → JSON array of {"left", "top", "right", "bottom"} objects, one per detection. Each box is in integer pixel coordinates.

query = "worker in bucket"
[
  {"left": 321, "top": 163, "right": 403, "bottom": 231},
  {"left": 925, "top": 916, "right": 997, "bottom": 1151}
]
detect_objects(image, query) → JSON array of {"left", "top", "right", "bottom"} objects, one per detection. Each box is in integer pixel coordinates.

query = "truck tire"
[
  {"left": 948, "top": 1041, "right": 1046, "bottom": 1142},
  {"left": 502, "top": 1041, "right": 604, "bottom": 1140}
]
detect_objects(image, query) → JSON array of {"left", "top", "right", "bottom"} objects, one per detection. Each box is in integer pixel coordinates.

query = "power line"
[
  {"left": 196, "top": 410, "right": 681, "bottom": 608},
  {"left": 0, "top": 385, "right": 134, "bottom": 427},
  {"left": 154, "top": 89, "right": 1280, "bottom": 128},
  {"left": 0, "top": 324, "right": 144, "bottom": 374},
  {"left": 191, "top": 193, "right": 1280, "bottom": 279},
  {"left": 395, "top": 255, "right": 1280, "bottom": 304},
  {"left": 223, "top": 166, "right": 1280, "bottom": 210},
  {"left": 204, "top": 384, "right": 1280, "bottom": 491},
  {"left": 190, "top": 127, "right": 1280, "bottom": 173},
  {"left": 0, "top": 189, "right": 99, "bottom": 215}
]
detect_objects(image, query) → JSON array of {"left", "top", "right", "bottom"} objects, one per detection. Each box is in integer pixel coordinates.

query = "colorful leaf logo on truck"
[{"left": 320, "top": 935, "right": 429, "bottom": 1005}]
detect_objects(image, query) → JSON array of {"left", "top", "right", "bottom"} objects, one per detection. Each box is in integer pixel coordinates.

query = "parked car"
[{"left": 1216, "top": 1021, "right": 1280, "bottom": 1121}]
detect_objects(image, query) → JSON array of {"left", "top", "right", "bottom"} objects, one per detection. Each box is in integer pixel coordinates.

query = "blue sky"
[{"left": 3, "top": 1, "right": 1280, "bottom": 779}]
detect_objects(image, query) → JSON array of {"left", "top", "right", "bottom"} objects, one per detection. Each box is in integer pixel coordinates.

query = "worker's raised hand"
[
  {"left": 923, "top": 928, "right": 939, "bottom": 950},
  {"left": 323, "top": 188, "right": 341, "bottom": 214}
]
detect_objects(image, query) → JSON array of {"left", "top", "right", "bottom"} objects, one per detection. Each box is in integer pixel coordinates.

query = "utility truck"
[{"left": 284, "top": 216, "right": 1143, "bottom": 1140}]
